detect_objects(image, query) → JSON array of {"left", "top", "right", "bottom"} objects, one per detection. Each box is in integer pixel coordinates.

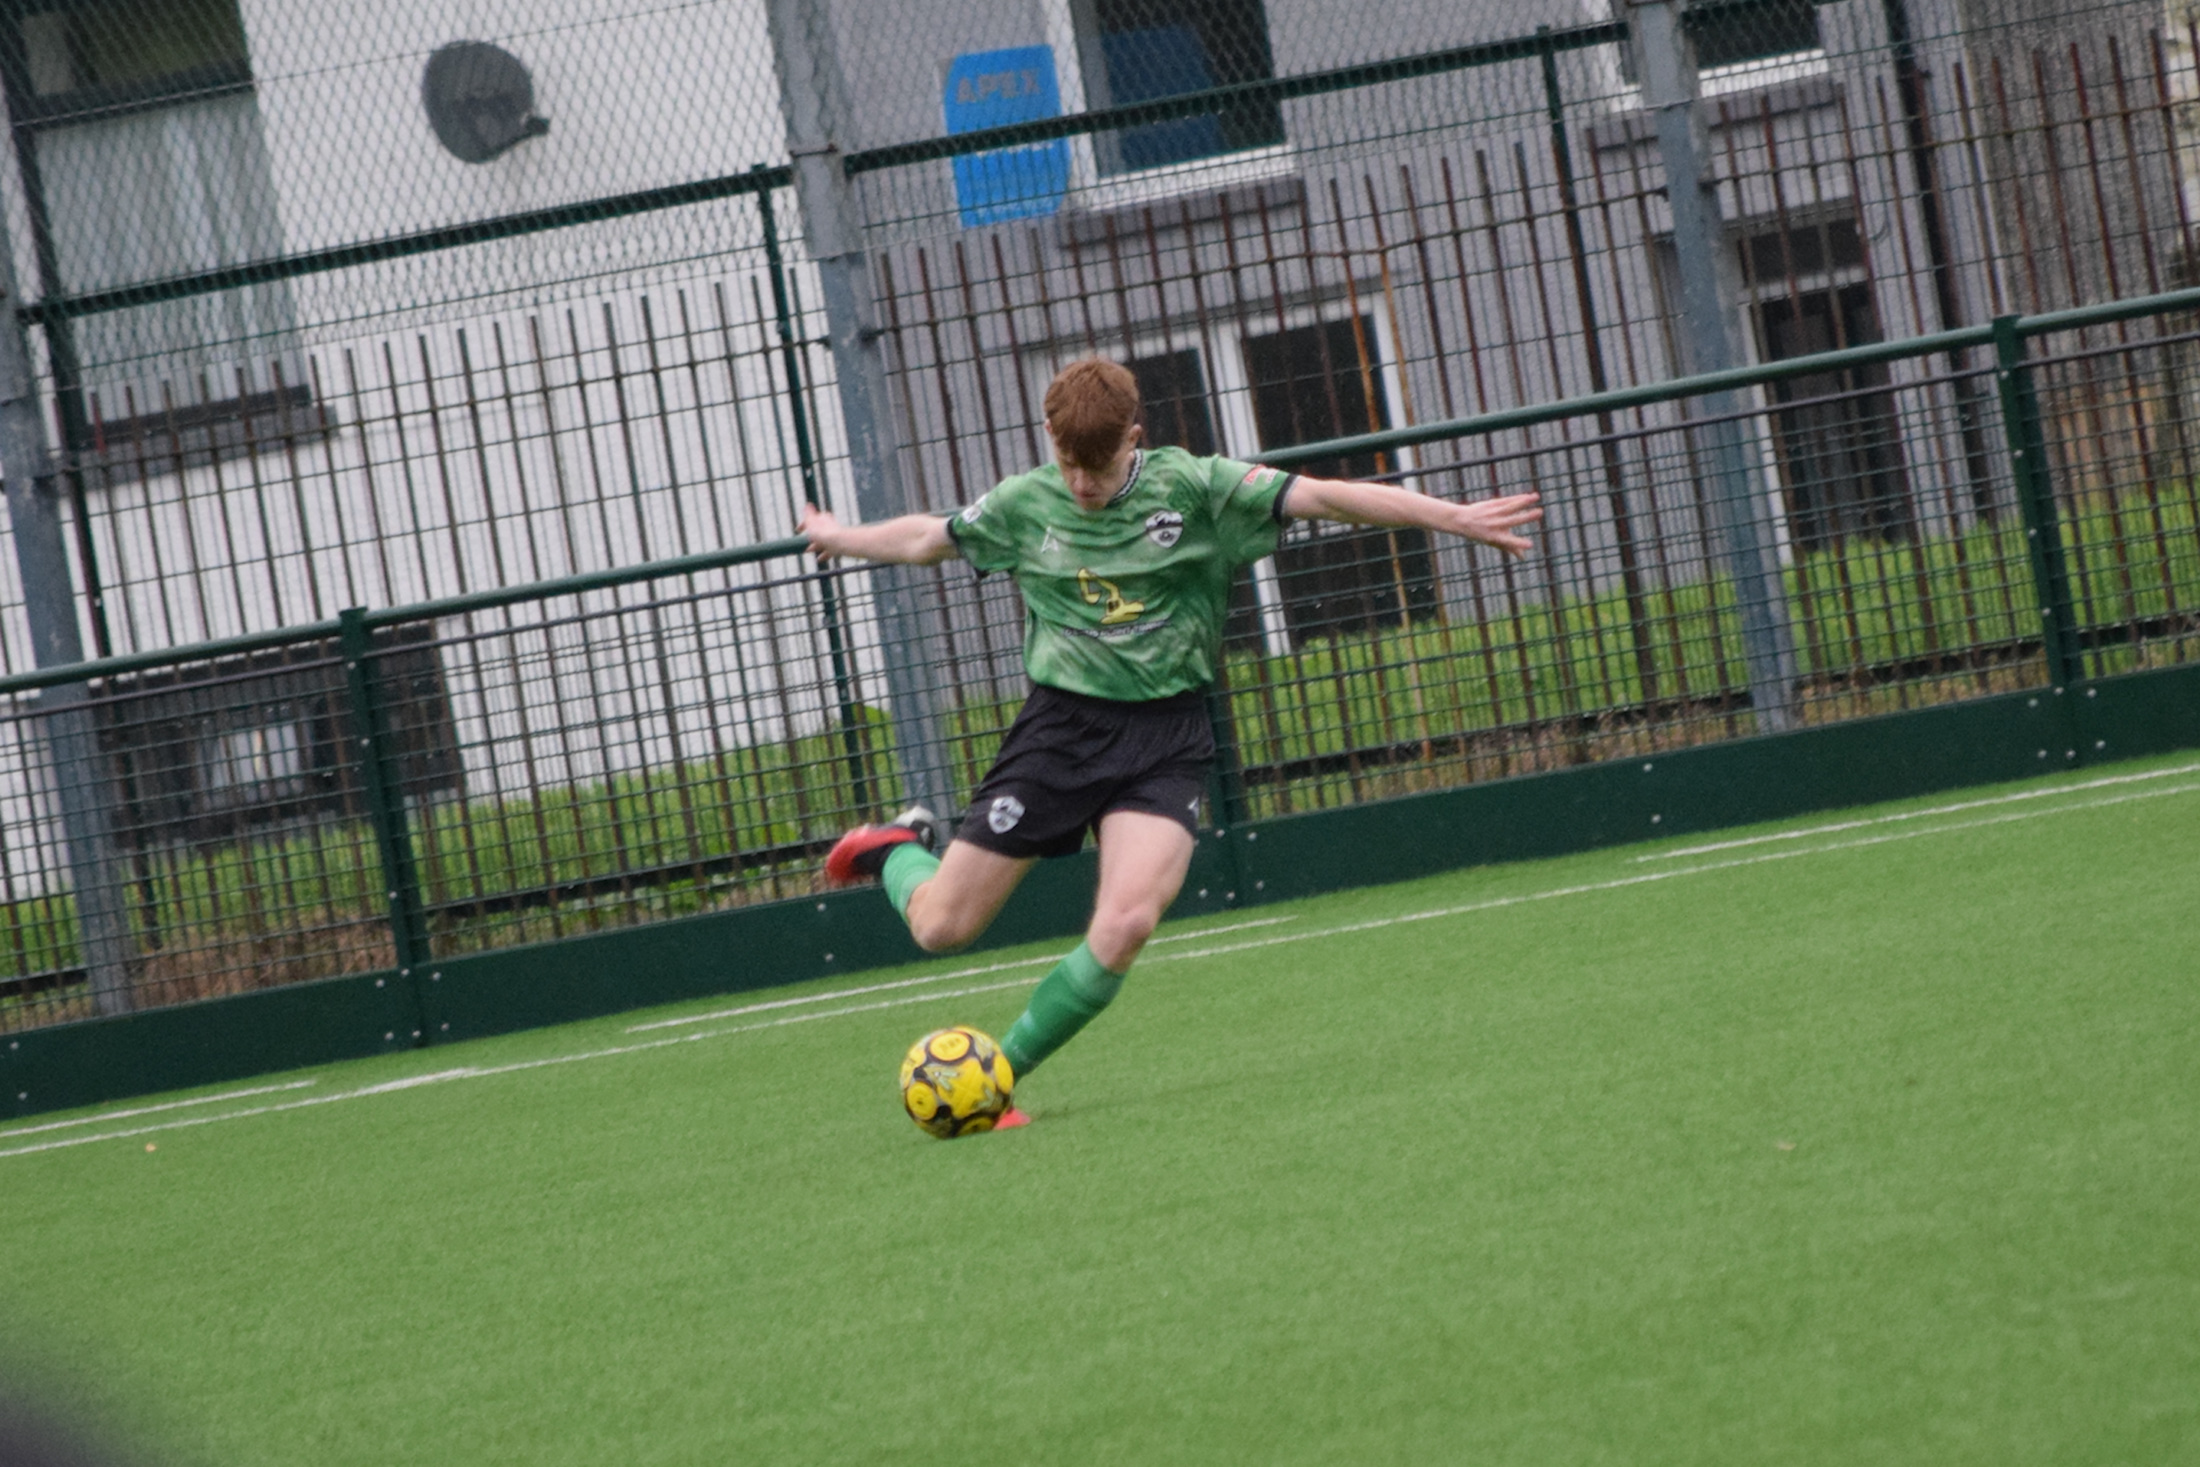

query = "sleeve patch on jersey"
[{"left": 960, "top": 494, "right": 989, "bottom": 523}]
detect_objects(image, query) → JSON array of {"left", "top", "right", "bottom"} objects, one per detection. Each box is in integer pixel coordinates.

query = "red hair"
[{"left": 1043, "top": 358, "right": 1140, "bottom": 469}]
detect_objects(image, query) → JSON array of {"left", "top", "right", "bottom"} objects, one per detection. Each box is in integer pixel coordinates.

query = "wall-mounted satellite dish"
[{"left": 423, "top": 41, "right": 550, "bottom": 163}]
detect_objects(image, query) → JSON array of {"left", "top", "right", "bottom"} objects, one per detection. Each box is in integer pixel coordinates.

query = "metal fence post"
[
  {"left": 1990, "top": 317, "right": 2085, "bottom": 690},
  {"left": 1628, "top": 0, "right": 1800, "bottom": 732},
  {"left": 0, "top": 232, "right": 134, "bottom": 1012},
  {"left": 757, "top": 172, "right": 872, "bottom": 814},
  {"left": 764, "top": 0, "right": 953, "bottom": 821},
  {"left": 340, "top": 608, "right": 431, "bottom": 1011}
]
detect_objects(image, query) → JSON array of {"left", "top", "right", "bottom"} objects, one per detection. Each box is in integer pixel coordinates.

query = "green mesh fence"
[{"left": 1, "top": 294, "right": 2196, "bottom": 1033}]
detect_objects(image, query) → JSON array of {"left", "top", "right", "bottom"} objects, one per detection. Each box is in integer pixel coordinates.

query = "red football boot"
[
  {"left": 823, "top": 806, "right": 939, "bottom": 885},
  {"left": 994, "top": 1107, "right": 1032, "bottom": 1130}
]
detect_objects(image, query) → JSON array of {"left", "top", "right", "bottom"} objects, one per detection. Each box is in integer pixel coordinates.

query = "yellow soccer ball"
[{"left": 899, "top": 1025, "right": 1015, "bottom": 1138}]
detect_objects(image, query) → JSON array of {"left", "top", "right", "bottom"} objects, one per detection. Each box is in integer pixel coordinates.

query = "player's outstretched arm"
[
  {"left": 799, "top": 504, "right": 959, "bottom": 565},
  {"left": 1283, "top": 478, "right": 1543, "bottom": 558}
]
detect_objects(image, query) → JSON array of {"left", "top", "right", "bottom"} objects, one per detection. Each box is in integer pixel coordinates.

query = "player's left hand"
[
  {"left": 1450, "top": 491, "right": 1543, "bottom": 558},
  {"left": 798, "top": 502, "right": 843, "bottom": 561}
]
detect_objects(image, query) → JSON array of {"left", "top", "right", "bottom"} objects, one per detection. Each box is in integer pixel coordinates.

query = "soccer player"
[{"left": 804, "top": 358, "right": 1540, "bottom": 1121}]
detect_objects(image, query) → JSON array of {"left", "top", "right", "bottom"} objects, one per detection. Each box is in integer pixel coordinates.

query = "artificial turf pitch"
[{"left": 4, "top": 754, "right": 2197, "bottom": 1464}]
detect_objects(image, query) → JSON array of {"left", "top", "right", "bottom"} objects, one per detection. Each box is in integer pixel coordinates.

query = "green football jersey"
[{"left": 945, "top": 446, "right": 1294, "bottom": 701}]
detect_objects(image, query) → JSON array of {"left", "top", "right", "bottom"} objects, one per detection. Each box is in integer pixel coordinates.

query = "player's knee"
[
  {"left": 1087, "top": 900, "right": 1161, "bottom": 965},
  {"left": 908, "top": 908, "right": 980, "bottom": 954},
  {"left": 908, "top": 919, "right": 973, "bottom": 955}
]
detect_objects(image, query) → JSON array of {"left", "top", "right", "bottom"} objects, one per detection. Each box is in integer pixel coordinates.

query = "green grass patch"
[{"left": 4, "top": 753, "right": 2197, "bottom": 1464}]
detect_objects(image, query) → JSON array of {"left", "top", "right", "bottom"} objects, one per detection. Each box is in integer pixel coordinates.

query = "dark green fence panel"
[{"left": 5, "top": 290, "right": 2200, "bottom": 1118}]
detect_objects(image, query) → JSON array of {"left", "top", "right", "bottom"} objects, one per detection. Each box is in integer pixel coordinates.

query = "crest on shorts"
[
  {"left": 987, "top": 794, "right": 1026, "bottom": 833},
  {"left": 1145, "top": 510, "right": 1184, "bottom": 548}
]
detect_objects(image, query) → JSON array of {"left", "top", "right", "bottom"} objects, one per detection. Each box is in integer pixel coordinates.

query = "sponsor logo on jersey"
[
  {"left": 1061, "top": 616, "right": 1170, "bottom": 642},
  {"left": 1145, "top": 510, "right": 1184, "bottom": 548},
  {"left": 987, "top": 794, "right": 1025, "bottom": 833},
  {"left": 1041, "top": 527, "right": 1062, "bottom": 556},
  {"left": 1077, "top": 568, "right": 1146, "bottom": 625}
]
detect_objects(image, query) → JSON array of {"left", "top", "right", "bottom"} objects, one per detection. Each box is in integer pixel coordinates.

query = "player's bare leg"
[
  {"left": 1086, "top": 808, "right": 1197, "bottom": 970},
  {"left": 998, "top": 809, "right": 1195, "bottom": 1086},
  {"left": 826, "top": 807, "right": 1031, "bottom": 953},
  {"left": 902, "top": 839, "right": 1034, "bottom": 953}
]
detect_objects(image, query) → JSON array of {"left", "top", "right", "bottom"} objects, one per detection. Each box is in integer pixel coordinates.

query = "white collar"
[{"left": 1106, "top": 449, "right": 1146, "bottom": 507}]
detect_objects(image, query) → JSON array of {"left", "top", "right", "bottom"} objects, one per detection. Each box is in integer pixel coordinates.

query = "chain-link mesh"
[
  {"left": 6, "top": 306, "right": 2197, "bottom": 1031},
  {"left": 0, "top": 0, "right": 2187, "bottom": 645},
  {"left": 3, "top": 0, "right": 2200, "bottom": 1033}
]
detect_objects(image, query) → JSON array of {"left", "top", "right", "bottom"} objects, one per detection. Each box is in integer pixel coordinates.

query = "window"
[
  {"left": 198, "top": 718, "right": 309, "bottom": 811},
  {"left": 0, "top": 0, "right": 299, "bottom": 454},
  {"left": 1103, "top": 313, "right": 1427, "bottom": 654},
  {"left": 1243, "top": 318, "right": 1437, "bottom": 648},
  {"left": 1073, "top": 0, "right": 1283, "bottom": 175},
  {"left": 11, "top": 0, "right": 247, "bottom": 104},
  {"left": 1686, "top": 0, "right": 1822, "bottom": 71},
  {"left": 1737, "top": 213, "right": 1916, "bottom": 550},
  {"left": 1128, "top": 347, "right": 1219, "bottom": 456},
  {"left": 1612, "top": 0, "right": 1823, "bottom": 90},
  {"left": 98, "top": 625, "right": 461, "bottom": 844}
]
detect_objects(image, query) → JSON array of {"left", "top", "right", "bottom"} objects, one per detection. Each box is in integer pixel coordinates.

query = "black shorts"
[{"left": 954, "top": 684, "right": 1214, "bottom": 860}]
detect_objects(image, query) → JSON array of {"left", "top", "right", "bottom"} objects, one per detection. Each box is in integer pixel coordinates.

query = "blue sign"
[{"left": 943, "top": 47, "right": 1069, "bottom": 228}]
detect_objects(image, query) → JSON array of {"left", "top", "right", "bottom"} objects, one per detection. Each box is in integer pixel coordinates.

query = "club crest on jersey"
[
  {"left": 1145, "top": 510, "right": 1184, "bottom": 548},
  {"left": 987, "top": 795, "right": 1026, "bottom": 833}
]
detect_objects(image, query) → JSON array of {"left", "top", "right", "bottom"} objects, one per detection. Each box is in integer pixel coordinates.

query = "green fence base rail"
[
  {"left": 2, "top": 971, "right": 422, "bottom": 1119},
  {"left": 6, "top": 660, "right": 2195, "bottom": 1119}
]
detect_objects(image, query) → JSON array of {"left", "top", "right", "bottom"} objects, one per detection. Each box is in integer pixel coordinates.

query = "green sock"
[
  {"left": 880, "top": 842, "right": 939, "bottom": 920},
  {"left": 1001, "top": 942, "right": 1125, "bottom": 1079}
]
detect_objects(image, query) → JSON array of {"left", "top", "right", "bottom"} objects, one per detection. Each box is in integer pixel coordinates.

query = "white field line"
[
  {"left": 1636, "top": 761, "right": 2200, "bottom": 862},
  {"left": 7, "top": 779, "right": 2191, "bottom": 1161},
  {"left": 0, "top": 982, "right": 1042, "bottom": 1161},
  {"left": 1147, "top": 916, "right": 1297, "bottom": 944},
  {"left": 0, "top": 1079, "right": 318, "bottom": 1140},
  {"left": 624, "top": 915, "right": 1296, "bottom": 1033}
]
